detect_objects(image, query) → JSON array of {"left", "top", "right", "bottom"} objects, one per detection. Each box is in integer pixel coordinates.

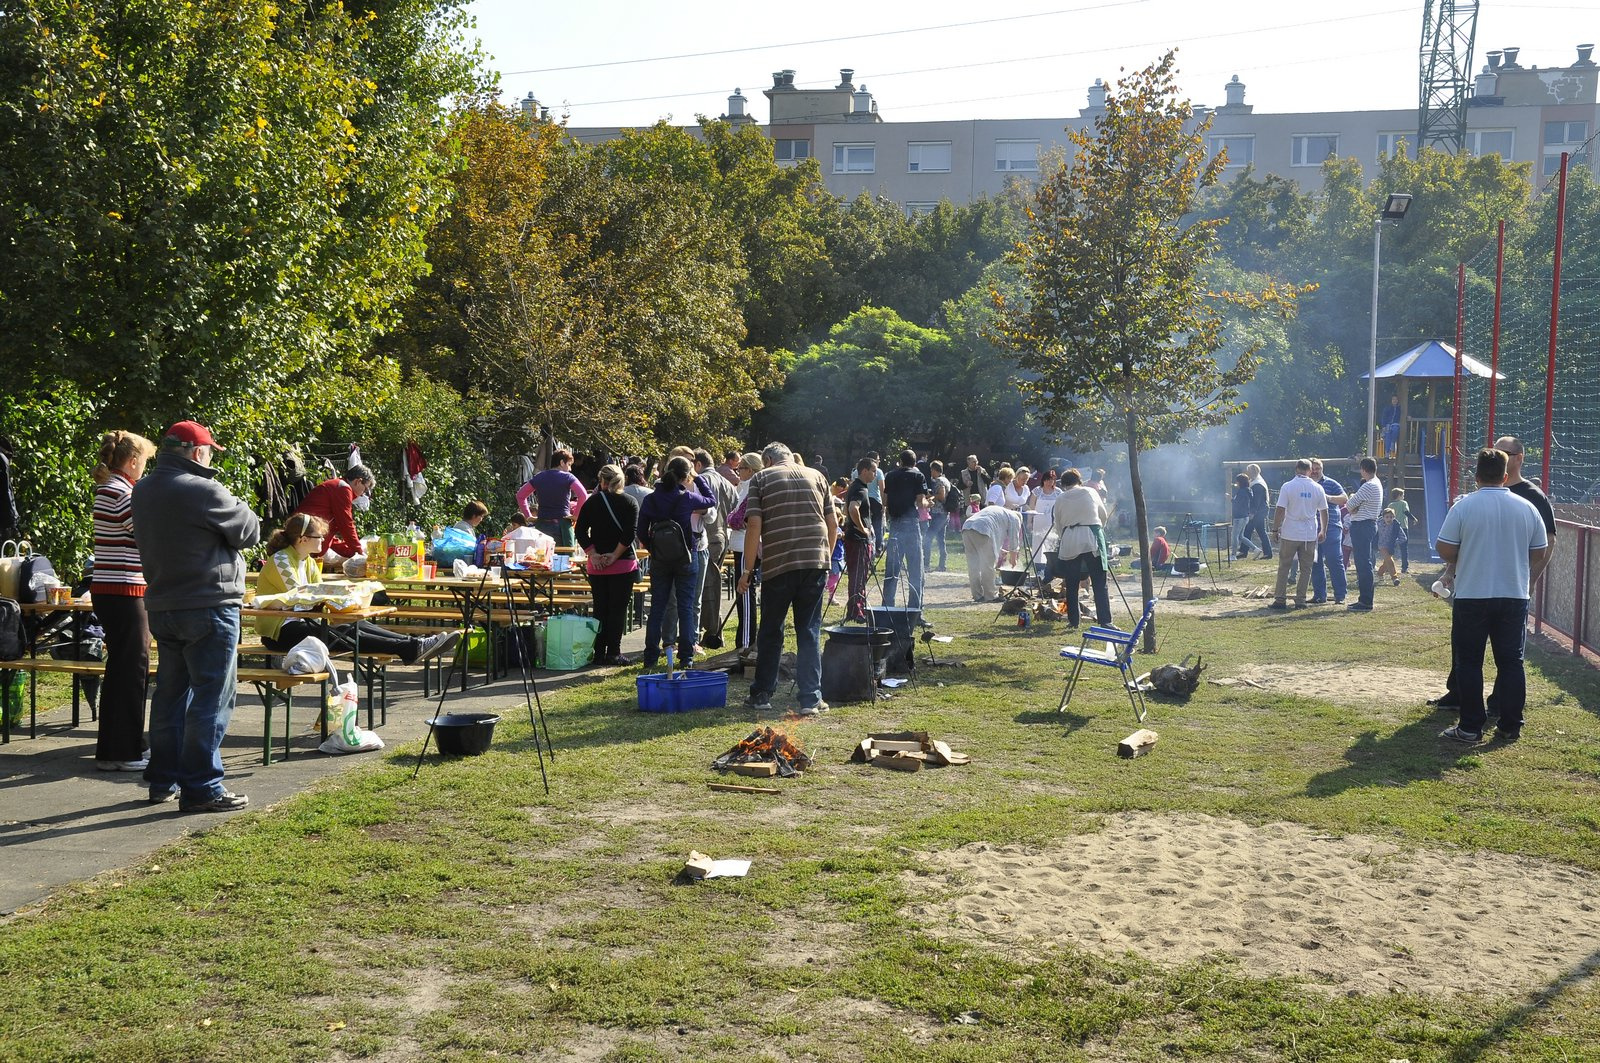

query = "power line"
[
  {"left": 502, "top": 1, "right": 1149, "bottom": 76},
  {"left": 543, "top": 5, "right": 1415, "bottom": 114}
]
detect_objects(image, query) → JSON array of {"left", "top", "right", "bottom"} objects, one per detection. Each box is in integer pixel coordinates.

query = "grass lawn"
[{"left": 4, "top": 561, "right": 1600, "bottom": 1062}]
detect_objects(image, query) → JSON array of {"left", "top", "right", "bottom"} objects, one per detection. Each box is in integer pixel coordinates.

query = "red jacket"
[{"left": 294, "top": 479, "right": 361, "bottom": 557}]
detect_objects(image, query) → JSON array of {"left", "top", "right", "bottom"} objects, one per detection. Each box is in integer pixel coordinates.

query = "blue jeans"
[
  {"left": 662, "top": 547, "right": 707, "bottom": 650},
  {"left": 750, "top": 567, "right": 825, "bottom": 707},
  {"left": 1348, "top": 519, "right": 1378, "bottom": 606},
  {"left": 882, "top": 513, "right": 925, "bottom": 609},
  {"left": 1312, "top": 521, "right": 1347, "bottom": 602},
  {"left": 922, "top": 512, "right": 948, "bottom": 569},
  {"left": 1451, "top": 597, "right": 1529, "bottom": 735},
  {"left": 646, "top": 553, "right": 701, "bottom": 666},
  {"left": 145, "top": 605, "right": 241, "bottom": 802}
]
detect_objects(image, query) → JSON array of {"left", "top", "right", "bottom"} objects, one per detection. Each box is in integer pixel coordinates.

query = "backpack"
[
  {"left": 0, "top": 597, "right": 23, "bottom": 661},
  {"left": 648, "top": 518, "right": 691, "bottom": 573},
  {"left": 941, "top": 478, "right": 961, "bottom": 514},
  {"left": 14, "top": 553, "right": 55, "bottom": 605}
]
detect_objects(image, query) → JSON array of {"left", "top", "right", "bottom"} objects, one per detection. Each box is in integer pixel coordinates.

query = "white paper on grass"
[
  {"left": 879, "top": 677, "right": 908, "bottom": 688},
  {"left": 703, "top": 859, "right": 751, "bottom": 879}
]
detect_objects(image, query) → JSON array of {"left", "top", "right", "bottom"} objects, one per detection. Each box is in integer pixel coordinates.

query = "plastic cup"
[{"left": 1431, "top": 580, "right": 1453, "bottom": 600}]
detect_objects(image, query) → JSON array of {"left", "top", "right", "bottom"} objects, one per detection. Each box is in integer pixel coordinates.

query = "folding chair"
[{"left": 1057, "top": 598, "right": 1157, "bottom": 723}]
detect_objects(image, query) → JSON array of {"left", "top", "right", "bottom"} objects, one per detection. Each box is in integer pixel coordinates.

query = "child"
[
  {"left": 1376, "top": 506, "right": 1406, "bottom": 585},
  {"left": 1387, "top": 487, "right": 1417, "bottom": 573}
]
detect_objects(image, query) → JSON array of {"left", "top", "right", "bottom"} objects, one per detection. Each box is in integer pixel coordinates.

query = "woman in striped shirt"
[{"left": 91, "top": 430, "right": 156, "bottom": 772}]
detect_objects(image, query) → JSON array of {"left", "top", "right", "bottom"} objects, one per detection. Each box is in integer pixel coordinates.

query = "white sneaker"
[
  {"left": 796, "top": 700, "right": 829, "bottom": 717},
  {"left": 96, "top": 758, "right": 149, "bottom": 772}
]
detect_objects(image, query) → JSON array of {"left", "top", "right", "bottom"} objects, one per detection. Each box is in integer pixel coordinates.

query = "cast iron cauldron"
[{"left": 426, "top": 713, "right": 501, "bottom": 756}]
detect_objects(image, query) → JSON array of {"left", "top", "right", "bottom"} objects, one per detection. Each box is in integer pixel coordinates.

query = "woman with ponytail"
[{"left": 90, "top": 430, "right": 156, "bottom": 771}]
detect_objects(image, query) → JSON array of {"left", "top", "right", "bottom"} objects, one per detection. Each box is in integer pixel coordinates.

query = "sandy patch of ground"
[
  {"left": 1214, "top": 663, "right": 1444, "bottom": 707},
  {"left": 905, "top": 812, "right": 1600, "bottom": 995}
]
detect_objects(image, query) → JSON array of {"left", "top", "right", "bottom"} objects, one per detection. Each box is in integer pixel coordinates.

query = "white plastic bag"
[
  {"left": 319, "top": 680, "right": 384, "bottom": 753},
  {"left": 283, "top": 636, "right": 339, "bottom": 687}
]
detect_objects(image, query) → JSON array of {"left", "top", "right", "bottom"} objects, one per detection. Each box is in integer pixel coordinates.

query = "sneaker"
[
  {"left": 1392, "top": 578, "right": 1402, "bottom": 586},
  {"left": 605, "top": 654, "right": 632, "bottom": 666},
  {"left": 1268, "top": 600, "right": 1288, "bottom": 610},
  {"left": 180, "top": 790, "right": 249, "bottom": 813},
  {"left": 413, "top": 630, "right": 462, "bottom": 664},
  {"left": 148, "top": 788, "right": 179, "bottom": 805},
  {"left": 1425, "top": 695, "right": 1459, "bottom": 709},
  {"left": 1309, "top": 598, "right": 1328, "bottom": 606},
  {"left": 701, "top": 635, "right": 725, "bottom": 650},
  {"left": 1333, "top": 598, "right": 1345, "bottom": 605},
  {"left": 742, "top": 692, "right": 773, "bottom": 713},
  {"left": 96, "top": 757, "right": 150, "bottom": 772},
  {"left": 1438, "top": 724, "right": 1482, "bottom": 744},
  {"left": 1346, "top": 602, "right": 1373, "bottom": 611},
  {"left": 796, "top": 699, "right": 829, "bottom": 717},
  {"left": 1493, "top": 726, "right": 1522, "bottom": 742}
]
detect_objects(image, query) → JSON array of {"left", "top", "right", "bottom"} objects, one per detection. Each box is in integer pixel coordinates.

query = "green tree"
[
  {"left": 995, "top": 53, "right": 1306, "bottom": 644},
  {"left": 389, "top": 107, "right": 771, "bottom": 458},
  {"left": 1, "top": 0, "right": 481, "bottom": 558}
]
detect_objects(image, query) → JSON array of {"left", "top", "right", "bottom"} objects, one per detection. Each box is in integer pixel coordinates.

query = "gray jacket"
[{"left": 132, "top": 450, "right": 261, "bottom": 612}]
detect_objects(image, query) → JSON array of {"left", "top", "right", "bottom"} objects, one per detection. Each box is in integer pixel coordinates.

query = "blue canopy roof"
[{"left": 1360, "top": 340, "right": 1502, "bottom": 380}]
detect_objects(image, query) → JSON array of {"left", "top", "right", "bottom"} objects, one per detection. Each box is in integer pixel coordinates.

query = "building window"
[
  {"left": 1376, "top": 132, "right": 1410, "bottom": 159},
  {"left": 833, "top": 143, "right": 876, "bottom": 174},
  {"left": 994, "top": 139, "right": 1040, "bottom": 172},
  {"left": 774, "top": 139, "right": 810, "bottom": 166},
  {"left": 1207, "top": 135, "right": 1254, "bottom": 167},
  {"left": 1291, "top": 134, "right": 1340, "bottom": 167},
  {"left": 1466, "top": 129, "right": 1515, "bottom": 159},
  {"left": 905, "top": 202, "right": 938, "bottom": 217},
  {"left": 907, "top": 141, "right": 952, "bottom": 173},
  {"left": 1544, "top": 120, "right": 1590, "bottom": 175}
]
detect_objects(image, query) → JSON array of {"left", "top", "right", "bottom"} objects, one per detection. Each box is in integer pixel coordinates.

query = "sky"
[{"left": 463, "top": 0, "right": 1595, "bottom": 126}]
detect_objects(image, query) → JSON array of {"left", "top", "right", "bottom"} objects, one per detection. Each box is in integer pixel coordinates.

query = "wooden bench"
[
  {"left": 2, "top": 657, "right": 330, "bottom": 762},
  {"left": 236, "top": 667, "right": 332, "bottom": 765}
]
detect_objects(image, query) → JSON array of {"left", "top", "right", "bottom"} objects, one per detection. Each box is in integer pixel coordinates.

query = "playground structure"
[{"left": 1361, "top": 339, "right": 1498, "bottom": 561}]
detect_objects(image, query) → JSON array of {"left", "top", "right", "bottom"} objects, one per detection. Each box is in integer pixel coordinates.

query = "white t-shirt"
[
  {"left": 1275, "top": 475, "right": 1328, "bottom": 541},
  {"left": 986, "top": 482, "right": 1005, "bottom": 506},
  {"left": 1436, "top": 485, "right": 1547, "bottom": 599},
  {"left": 1003, "top": 482, "right": 1031, "bottom": 510}
]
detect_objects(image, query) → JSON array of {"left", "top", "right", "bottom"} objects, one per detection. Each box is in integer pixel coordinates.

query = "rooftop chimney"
[
  {"left": 1087, "top": 78, "right": 1107, "bottom": 109},
  {"left": 1473, "top": 66, "right": 1499, "bottom": 99},
  {"left": 1486, "top": 50, "right": 1503, "bottom": 70},
  {"left": 838, "top": 68, "right": 855, "bottom": 91},
  {"left": 726, "top": 88, "right": 747, "bottom": 118},
  {"left": 1501, "top": 46, "right": 1521, "bottom": 68},
  {"left": 519, "top": 91, "right": 540, "bottom": 121},
  {"left": 1578, "top": 44, "right": 1596, "bottom": 67}
]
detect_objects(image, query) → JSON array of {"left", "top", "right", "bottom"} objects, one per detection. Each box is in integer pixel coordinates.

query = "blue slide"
[{"left": 1421, "top": 452, "right": 1449, "bottom": 563}]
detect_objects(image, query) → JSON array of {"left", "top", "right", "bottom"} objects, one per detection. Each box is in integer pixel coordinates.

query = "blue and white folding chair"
[{"left": 1057, "top": 598, "right": 1158, "bottom": 723}]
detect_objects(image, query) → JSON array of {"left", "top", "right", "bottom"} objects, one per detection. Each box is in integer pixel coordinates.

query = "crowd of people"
[{"left": 37, "top": 415, "right": 1564, "bottom": 817}]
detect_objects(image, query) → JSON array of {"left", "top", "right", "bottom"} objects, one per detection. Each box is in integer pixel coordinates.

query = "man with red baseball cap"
[{"left": 132, "top": 420, "right": 260, "bottom": 812}]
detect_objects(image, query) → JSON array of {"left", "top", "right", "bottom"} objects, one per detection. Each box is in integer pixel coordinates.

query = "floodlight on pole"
[{"left": 1368, "top": 193, "right": 1414, "bottom": 459}]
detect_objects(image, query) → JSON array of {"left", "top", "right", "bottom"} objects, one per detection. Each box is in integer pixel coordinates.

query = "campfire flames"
[{"left": 712, "top": 727, "right": 812, "bottom": 778}]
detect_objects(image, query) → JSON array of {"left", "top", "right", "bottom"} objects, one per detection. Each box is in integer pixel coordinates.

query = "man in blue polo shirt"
[
  {"left": 1308, "top": 458, "right": 1348, "bottom": 605},
  {"left": 1435, "top": 448, "right": 1549, "bottom": 744}
]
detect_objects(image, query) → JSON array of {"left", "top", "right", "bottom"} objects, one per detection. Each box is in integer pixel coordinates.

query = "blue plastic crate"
[{"left": 636, "top": 669, "right": 729, "bottom": 713}]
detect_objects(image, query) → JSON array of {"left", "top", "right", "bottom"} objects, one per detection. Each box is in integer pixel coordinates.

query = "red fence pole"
[
  {"left": 1544, "top": 152, "right": 1568, "bottom": 493},
  {"left": 1489, "top": 219, "right": 1504, "bottom": 444},
  {"left": 1451, "top": 263, "right": 1465, "bottom": 501}
]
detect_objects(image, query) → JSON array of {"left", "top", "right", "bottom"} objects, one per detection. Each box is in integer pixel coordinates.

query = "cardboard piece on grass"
[{"left": 684, "top": 850, "right": 750, "bottom": 879}]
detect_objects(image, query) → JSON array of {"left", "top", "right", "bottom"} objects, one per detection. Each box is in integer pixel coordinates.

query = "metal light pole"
[{"left": 1367, "top": 193, "right": 1413, "bottom": 459}]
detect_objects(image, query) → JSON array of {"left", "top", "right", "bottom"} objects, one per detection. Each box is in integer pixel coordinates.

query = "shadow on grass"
[
  {"left": 1303, "top": 713, "right": 1486, "bottom": 797},
  {"left": 1448, "top": 946, "right": 1600, "bottom": 1061},
  {"left": 1013, "top": 707, "right": 1093, "bottom": 737}
]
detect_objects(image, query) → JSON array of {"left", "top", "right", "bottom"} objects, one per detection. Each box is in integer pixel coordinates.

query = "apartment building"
[{"left": 558, "top": 45, "right": 1598, "bottom": 208}]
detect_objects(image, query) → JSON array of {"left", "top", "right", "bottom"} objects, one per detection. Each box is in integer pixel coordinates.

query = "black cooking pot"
[{"left": 426, "top": 713, "right": 501, "bottom": 756}]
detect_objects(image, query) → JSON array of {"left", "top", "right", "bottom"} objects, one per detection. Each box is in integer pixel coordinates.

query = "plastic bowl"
[{"left": 426, "top": 713, "right": 501, "bottom": 755}]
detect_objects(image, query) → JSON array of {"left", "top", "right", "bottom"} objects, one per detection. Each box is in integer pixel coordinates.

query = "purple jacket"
[{"left": 637, "top": 481, "right": 714, "bottom": 550}]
